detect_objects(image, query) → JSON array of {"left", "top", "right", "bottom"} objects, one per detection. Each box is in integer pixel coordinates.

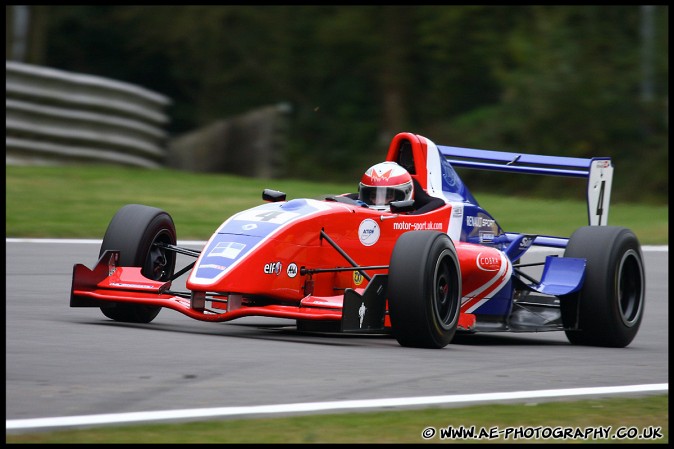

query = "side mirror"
[
  {"left": 390, "top": 200, "right": 415, "bottom": 213},
  {"left": 262, "top": 189, "right": 286, "bottom": 202}
]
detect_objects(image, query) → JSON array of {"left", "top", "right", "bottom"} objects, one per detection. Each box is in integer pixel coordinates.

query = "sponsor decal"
[
  {"left": 358, "top": 219, "right": 380, "bottom": 246},
  {"left": 461, "top": 252, "right": 512, "bottom": 314},
  {"left": 466, "top": 216, "right": 496, "bottom": 228},
  {"left": 110, "top": 282, "right": 157, "bottom": 289},
  {"left": 287, "top": 263, "right": 298, "bottom": 278},
  {"left": 479, "top": 232, "right": 495, "bottom": 243},
  {"left": 264, "top": 262, "right": 283, "bottom": 275},
  {"left": 519, "top": 236, "right": 534, "bottom": 249},
  {"left": 452, "top": 206, "right": 463, "bottom": 217},
  {"left": 241, "top": 223, "right": 258, "bottom": 231},
  {"left": 353, "top": 270, "right": 364, "bottom": 286},
  {"left": 393, "top": 221, "right": 443, "bottom": 231},
  {"left": 359, "top": 302, "right": 366, "bottom": 328},
  {"left": 476, "top": 252, "right": 501, "bottom": 272},
  {"left": 208, "top": 241, "right": 246, "bottom": 259}
]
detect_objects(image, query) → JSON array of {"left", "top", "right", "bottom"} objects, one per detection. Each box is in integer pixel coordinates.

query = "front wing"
[
  {"left": 71, "top": 248, "right": 586, "bottom": 333},
  {"left": 71, "top": 250, "right": 349, "bottom": 323}
]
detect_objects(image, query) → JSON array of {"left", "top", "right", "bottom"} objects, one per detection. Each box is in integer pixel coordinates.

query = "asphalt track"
[{"left": 5, "top": 240, "right": 668, "bottom": 433}]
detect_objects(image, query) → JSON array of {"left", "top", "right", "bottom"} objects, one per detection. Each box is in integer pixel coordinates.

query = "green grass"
[
  {"left": 6, "top": 394, "right": 668, "bottom": 443},
  {"left": 5, "top": 164, "right": 669, "bottom": 443},
  {"left": 5, "top": 165, "right": 668, "bottom": 244}
]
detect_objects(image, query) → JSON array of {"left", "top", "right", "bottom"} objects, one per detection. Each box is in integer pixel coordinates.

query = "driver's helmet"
[{"left": 358, "top": 161, "right": 414, "bottom": 211}]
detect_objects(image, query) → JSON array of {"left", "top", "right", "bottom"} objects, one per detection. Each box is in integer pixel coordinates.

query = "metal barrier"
[{"left": 5, "top": 61, "right": 171, "bottom": 168}]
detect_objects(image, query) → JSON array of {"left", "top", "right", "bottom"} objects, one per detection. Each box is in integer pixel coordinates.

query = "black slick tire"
[
  {"left": 99, "top": 204, "right": 177, "bottom": 323},
  {"left": 388, "top": 231, "right": 461, "bottom": 349},
  {"left": 560, "top": 226, "right": 645, "bottom": 347}
]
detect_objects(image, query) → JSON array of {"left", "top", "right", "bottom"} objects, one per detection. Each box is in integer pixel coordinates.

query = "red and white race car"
[{"left": 70, "top": 132, "right": 645, "bottom": 349}]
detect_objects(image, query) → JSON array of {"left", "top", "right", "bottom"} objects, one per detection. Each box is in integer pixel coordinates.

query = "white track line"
[{"left": 6, "top": 383, "right": 667, "bottom": 431}]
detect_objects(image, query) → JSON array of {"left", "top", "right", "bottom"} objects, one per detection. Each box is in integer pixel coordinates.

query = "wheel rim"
[
  {"left": 144, "top": 231, "right": 174, "bottom": 281},
  {"left": 618, "top": 249, "right": 644, "bottom": 327},
  {"left": 433, "top": 249, "right": 459, "bottom": 329}
]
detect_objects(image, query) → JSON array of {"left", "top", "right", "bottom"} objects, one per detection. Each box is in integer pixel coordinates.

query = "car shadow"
[
  {"left": 451, "top": 333, "right": 570, "bottom": 346},
  {"left": 72, "top": 317, "right": 571, "bottom": 347},
  {"left": 74, "top": 318, "right": 389, "bottom": 348}
]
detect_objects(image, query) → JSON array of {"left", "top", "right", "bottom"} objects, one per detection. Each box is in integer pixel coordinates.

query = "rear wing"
[{"left": 437, "top": 145, "right": 613, "bottom": 226}]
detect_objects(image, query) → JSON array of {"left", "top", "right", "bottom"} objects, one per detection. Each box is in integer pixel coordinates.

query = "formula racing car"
[{"left": 70, "top": 132, "right": 645, "bottom": 349}]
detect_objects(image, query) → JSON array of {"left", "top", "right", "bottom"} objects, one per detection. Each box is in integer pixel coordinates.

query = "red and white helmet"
[{"left": 359, "top": 161, "right": 414, "bottom": 211}]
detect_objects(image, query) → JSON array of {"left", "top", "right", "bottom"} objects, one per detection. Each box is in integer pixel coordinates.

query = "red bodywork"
[
  {"left": 70, "top": 132, "right": 512, "bottom": 330},
  {"left": 71, "top": 200, "right": 511, "bottom": 329}
]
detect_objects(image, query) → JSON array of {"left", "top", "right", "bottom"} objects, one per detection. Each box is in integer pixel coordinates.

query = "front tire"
[
  {"left": 560, "top": 226, "right": 645, "bottom": 347},
  {"left": 99, "top": 204, "right": 177, "bottom": 323},
  {"left": 388, "top": 231, "right": 461, "bottom": 349}
]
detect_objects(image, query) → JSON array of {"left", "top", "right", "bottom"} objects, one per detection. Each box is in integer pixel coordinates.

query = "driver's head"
[{"left": 358, "top": 162, "right": 414, "bottom": 211}]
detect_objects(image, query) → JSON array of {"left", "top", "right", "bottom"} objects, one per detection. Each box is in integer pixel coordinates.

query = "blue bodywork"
[{"left": 430, "top": 142, "right": 603, "bottom": 320}]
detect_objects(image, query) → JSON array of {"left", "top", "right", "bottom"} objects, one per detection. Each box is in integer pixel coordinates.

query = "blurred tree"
[
  {"left": 15, "top": 5, "right": 668, "bottom": 202},
  {"left": 432, "top": 6, "right": 668, "bottom": 202}
]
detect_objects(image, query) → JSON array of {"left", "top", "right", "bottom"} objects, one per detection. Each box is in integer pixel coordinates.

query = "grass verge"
[
  {"left": 6, "top": 394, "right": 668, "bottom": 443},
  {"left": 6, "top": 165, "right": 668, "bottom": 244}
]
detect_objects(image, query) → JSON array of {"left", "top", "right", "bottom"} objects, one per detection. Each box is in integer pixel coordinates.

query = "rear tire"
[
  {"left": 388, "top": 231, "right": 461, "bottom": 348},
  {"left": 99, "top": 204, "right": 177, "bottom": 323},
  {"left": 560, "top": 226, "right": 645, "bottom": 347}
]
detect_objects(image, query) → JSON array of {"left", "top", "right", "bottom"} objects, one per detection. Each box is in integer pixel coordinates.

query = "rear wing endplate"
[{"left": 437, "top": 145, "right": 613, "bottom": 226}]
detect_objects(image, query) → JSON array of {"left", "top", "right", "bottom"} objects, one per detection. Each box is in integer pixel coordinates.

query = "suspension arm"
[{"left": 319, "top": 229, "right": 372, "bottom": 281}]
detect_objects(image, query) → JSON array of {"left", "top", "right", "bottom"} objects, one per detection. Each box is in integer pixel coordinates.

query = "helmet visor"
[{"left": 359, "top": 185, "right": 410, "bottom": 206}]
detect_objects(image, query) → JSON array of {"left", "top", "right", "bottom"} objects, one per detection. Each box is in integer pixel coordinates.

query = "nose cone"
[{"left": 188, "top": 233, "right": 264, "bottom": 286}]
